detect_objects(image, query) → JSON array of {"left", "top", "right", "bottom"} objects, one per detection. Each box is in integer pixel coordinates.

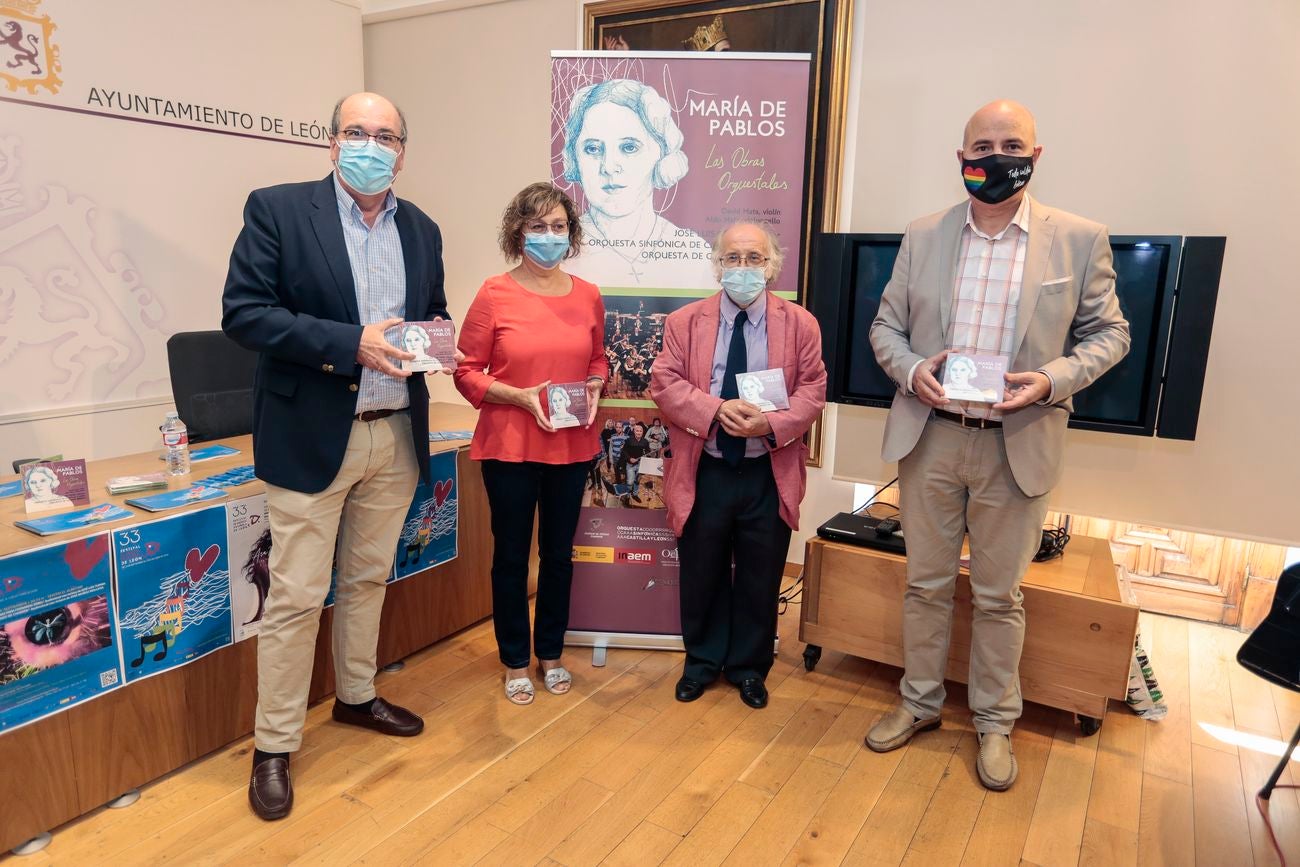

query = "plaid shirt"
[
  {"left": 945, "top": 197, "right": 1031, "bottom": 420},
  {"left": 333, "top": 175, "right": 408, "bottom": 413}
]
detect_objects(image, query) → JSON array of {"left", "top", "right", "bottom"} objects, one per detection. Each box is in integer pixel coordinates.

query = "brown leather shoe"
[
  {"left": 249, "top": 757, "right": 293, "bottom": 821},
  {"left": 331, "top": 697, "right": 424, "bottom": 737}
]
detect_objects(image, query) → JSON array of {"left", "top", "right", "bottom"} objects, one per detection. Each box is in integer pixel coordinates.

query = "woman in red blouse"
[{"left": 454, "top": 183, "right": 607, "bottom": 706}]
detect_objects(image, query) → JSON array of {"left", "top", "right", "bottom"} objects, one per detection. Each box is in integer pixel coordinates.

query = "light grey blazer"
[{"left": 869, "top": 197, "right": 1131, "bottom": 497}]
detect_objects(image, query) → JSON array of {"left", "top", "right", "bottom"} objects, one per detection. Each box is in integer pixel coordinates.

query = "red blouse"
[{"left": 454, "top": 272, "right": 608, "bottom": 464}]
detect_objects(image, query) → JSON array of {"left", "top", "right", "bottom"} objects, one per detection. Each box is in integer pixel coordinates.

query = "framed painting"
[{"left": 583, "top": 0, "right": 854, "bottom": 467}]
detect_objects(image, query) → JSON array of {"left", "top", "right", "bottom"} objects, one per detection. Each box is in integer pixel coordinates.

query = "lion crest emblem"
[{"left": 0, "top": 0, "right": 62, "bottom": 96}]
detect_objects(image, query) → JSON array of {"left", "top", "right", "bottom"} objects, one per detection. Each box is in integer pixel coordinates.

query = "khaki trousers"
[
  {"left": 897, "top": 416, "right": 1051, "bottom": 734},
  {"left": 254, "top": 413, "right": 418, "bottom": 752}
]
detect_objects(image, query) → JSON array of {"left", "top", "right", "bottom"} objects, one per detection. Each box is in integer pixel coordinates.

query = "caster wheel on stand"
[
  {"left": 1077, "top": 714, "right": 1102, "bottom": 736},
  {"left": 803, "top": 644, "right": 822, "bottom": 672}
]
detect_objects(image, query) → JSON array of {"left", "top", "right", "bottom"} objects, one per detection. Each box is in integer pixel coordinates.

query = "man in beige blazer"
[{"left": 866, "top": 100, "right": 1129, "bottom": 791}]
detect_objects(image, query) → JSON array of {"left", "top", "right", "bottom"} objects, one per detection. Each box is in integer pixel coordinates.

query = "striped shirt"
[
  {"left": 333, "top": 174, "right": 408, "bottom": 413},
  {"left": 945, "top": 197, "right": 1031, "bottom": 420}
]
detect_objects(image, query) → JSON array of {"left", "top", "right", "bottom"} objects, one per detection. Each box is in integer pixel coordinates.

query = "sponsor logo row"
[{"left": 572, "top": 546, "right": 679, "bottom": 565}]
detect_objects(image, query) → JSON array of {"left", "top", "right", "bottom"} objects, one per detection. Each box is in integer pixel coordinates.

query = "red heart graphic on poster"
[
  {"left": 434, "top": 479, "right": 453, "bottom": 508},
  {"left": 185, "top": 544, "right": 221, "bottom": 584},
  {"left": 64, "top": 535, "right": 109, "bottom": 580},
  {"left": 145, "top": 541, "right": 161, "bottom": 556}
]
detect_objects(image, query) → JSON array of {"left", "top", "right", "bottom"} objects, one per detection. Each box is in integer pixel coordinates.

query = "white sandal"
[
  {"left": 538, "top": 664, "right": 572, "bottom": 695},
  {"left": 504, "top": 676, "right": 534, "bottom": 705}
]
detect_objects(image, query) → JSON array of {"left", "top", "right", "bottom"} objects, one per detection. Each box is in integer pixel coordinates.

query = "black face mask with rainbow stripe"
[{"left": 961, "top": 154, "right": 1034, "bottom": 204}]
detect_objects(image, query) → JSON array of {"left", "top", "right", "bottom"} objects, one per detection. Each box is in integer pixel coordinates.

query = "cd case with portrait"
[
  {"left": 399, "top": 320, "right": 457, "bottom": 372},
  {"left": 735, "top": 368, "right": 790, "bottom": 412},
  {"left": 23, "top": 459, "right": 90, "bottom": 514},
  {"left": 941, "top": 354, "right": 1008, "bottom": 404},
  {"left": 546, "top": 382, "right": 588, "bottom": 430}
]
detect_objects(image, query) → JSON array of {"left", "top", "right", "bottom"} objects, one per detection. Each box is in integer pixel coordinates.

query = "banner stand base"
[
  {"left": 565, "top": 630, "right": 685, "bottom": 668},
  {"left": 12, "top": 833, "right": 51, "bottom": 856},
  {"left": 565, "top": 631, "right": 779, "bottom": 667}
]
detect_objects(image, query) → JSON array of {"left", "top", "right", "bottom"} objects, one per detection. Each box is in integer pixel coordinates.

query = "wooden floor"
[{"left": 9, "top": 607, "right": 1298, "bottom": 866}]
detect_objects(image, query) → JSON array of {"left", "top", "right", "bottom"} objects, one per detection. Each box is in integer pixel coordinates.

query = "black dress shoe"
[
  {"left": 675, "top": 677, "right": 705, "bottom": 703},
  {"left": 738, "top": 678, "right": 768, "bottom": 709},
  {"left": 249, "top": 757, "right": 293, "bottom": 821},
  {"left": 332, "top": 696, "right": 424, "bottom": 736}
]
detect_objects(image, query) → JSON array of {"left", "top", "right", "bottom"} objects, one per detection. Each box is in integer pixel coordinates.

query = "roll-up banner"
[{"left": 551, "top": 51, "right": 810, "bottom": 653}]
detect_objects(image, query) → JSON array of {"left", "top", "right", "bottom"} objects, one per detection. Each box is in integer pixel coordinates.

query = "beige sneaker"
[
  {"left": 865, "top": 704, "right": 941, "bottom": 753},
  {"left": 976, "top": 732, "right": 1018, "bottom": 791}
]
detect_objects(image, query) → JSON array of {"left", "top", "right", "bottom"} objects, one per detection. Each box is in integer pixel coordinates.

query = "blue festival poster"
[
  {"left": 0, "top": 534, "right": 123, "bottom": 732},
  {"left": 112, "top": 506, "right": 233, "bottom": 682},
  {"left": 227, "top": 495, "right": 336, "bottom": 639},
  {"left": 393, "top": 450, "right": 458, "bottom": 581},
  {"left": 226, "top": 494, "right": 271, "bottom": 641}
]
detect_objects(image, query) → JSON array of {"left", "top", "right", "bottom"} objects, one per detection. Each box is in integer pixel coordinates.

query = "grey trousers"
[{"left": 897, "top": 416, "right": 1051, "bottom": 734}]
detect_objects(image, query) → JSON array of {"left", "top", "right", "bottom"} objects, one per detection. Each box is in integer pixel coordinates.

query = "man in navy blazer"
[{"left": 222, "top": 92, "right": 450, "bottom": 821}]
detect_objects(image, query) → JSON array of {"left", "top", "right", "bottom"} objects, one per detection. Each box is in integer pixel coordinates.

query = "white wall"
[
  {"left": 833, "top": 0, "right": 1300, "bottom": 547},
  {"left": 22, "top": 0, "right": 1284, "bottom": 555},
  {"left": 369, "top": 0, "right": 1300, "bottom": 554},
  {"left": 0, "top": 0, "right": 363, "bottom": 464},
  {"left": 364, "top": 0, "right": 578, "bottom": 408}
]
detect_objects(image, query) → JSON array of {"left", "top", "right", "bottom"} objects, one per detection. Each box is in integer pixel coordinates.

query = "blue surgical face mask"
[
  {"left": 721, "top": 267, "right": 766, "bottom": 306},
  {"left": 336, "top": 140, "right": 397, "bottom": 195},
  {"left": 523, "top": 232, "right": 569, "bottom": 268}
]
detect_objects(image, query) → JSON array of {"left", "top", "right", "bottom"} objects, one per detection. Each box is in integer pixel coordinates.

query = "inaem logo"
[
  {"left": 0, "top": 0, "right": 62, "bottom": 95},
  {"left": 615, "top": 548, "right": 655, "bottom": 564}
]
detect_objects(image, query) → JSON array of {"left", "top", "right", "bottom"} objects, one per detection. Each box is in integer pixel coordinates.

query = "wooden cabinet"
[
  {"left": 799, "top": 535, "right": 1138, "bottom": 720},
  {"left": 0, "top": 405, "right": 493, "bottom": 853}
]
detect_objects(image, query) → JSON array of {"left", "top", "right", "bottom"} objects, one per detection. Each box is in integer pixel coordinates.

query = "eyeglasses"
[
  {"left": 526, "top": 220, "right": 570, "bottom": 235},
  {"left": 719, "top": 252, "right": 769, "bottom": 268},
  {"left": 336, "top": 128, "right": 405, "bottom": 150}
]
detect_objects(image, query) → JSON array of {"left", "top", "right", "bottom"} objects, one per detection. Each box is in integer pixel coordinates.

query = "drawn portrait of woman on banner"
[{"left": 561, "top": 77, "right": 714, "bottom": 289}]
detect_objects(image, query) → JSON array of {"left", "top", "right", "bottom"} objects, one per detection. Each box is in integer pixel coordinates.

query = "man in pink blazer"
[{"left": 651, "top": 222, "right": 826, "bottom": 709}]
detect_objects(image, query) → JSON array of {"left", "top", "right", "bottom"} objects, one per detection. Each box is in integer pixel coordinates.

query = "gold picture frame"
[{"left": 582, "top": 0, "right": 853, "bottom": 467}]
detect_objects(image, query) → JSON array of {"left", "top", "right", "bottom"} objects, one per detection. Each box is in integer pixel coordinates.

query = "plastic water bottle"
[{"left": 161, "top": 412, "right": 190, "bottom": 475}]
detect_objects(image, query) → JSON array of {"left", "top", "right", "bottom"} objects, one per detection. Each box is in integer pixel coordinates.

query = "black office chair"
[
  {"left": 166, "top": 331, "right": 258, "bottom": 443},
  {"left": 1236, "top": 563, "right": 1300, "bottom": 858}
]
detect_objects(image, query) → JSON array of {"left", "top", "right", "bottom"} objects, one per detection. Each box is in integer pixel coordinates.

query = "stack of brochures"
[
  {"left": 16, "top": 503, "right": 133, "bottom": 536},
  {"left": 429, "top": 430, "right": 474, "bottom": 442},
  {"left": 200, "top": 465, "right": 257, "bottom": 489},
  {"left": 106, "top": 473, "right": 169, "bottom": 495},
  {"left": 125, "top": 485, "right": 228, "bottom": 512}
]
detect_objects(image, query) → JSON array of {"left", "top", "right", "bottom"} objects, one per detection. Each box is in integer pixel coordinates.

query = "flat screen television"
[{"left": 812, "top": 232, "right": 1200, "bottom": 437}]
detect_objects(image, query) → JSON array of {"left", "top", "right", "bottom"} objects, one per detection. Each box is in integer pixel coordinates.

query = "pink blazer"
[{"left": 650, "top": 291, "right": 827, "bottom": 536}]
